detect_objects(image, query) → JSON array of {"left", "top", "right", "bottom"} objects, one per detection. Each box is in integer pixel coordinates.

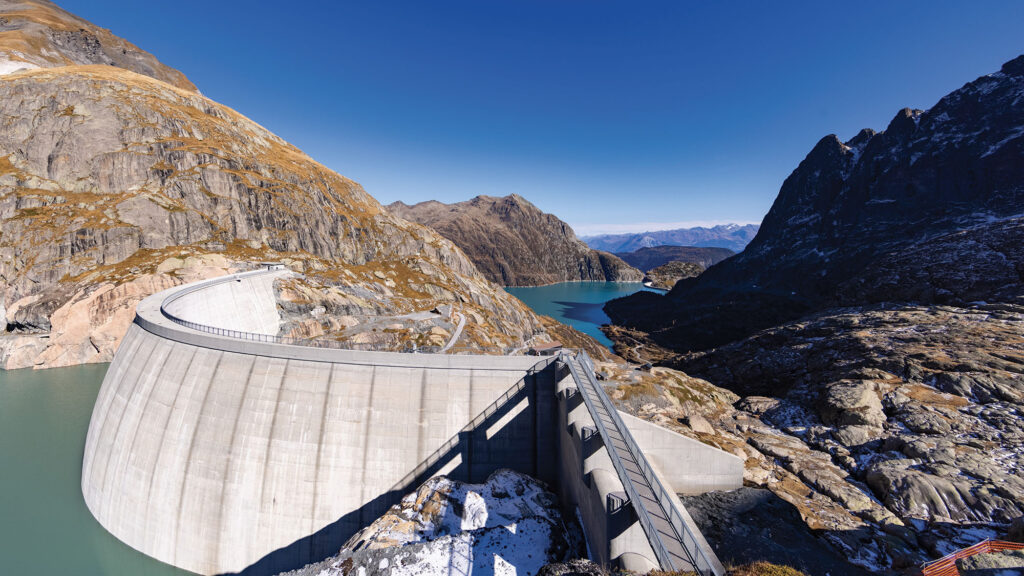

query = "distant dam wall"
[
  {"left": 82, "top": 269, "right": 740, "bottom": 576},
  {"left": 161, "top": 269, "right": 283, "bottom": 335}
]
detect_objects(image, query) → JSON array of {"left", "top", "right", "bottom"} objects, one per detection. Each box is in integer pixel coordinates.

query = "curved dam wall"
[
  {"left": 83, "top": 269, "right": 740, "bottom": 576},
  {"left": 82, "top": 272, "right": 557, "bottom": 575},
  {"left": 161, "top": 270, "right": 284, "bottom": 335}
]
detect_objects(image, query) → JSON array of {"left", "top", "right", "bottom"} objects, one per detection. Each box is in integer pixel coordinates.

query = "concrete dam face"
[{"left": 82, "top": 269, "right": 742, "bottom": 575}]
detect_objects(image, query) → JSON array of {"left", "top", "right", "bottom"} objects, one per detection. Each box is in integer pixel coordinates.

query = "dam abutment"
[{"left": 82, "top": 270, "right": 741, "bottom": 576}]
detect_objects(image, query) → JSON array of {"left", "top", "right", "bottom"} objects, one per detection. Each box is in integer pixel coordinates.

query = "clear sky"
[{"left": 60, "top": 1, "right": 1024, "bottom": 235}]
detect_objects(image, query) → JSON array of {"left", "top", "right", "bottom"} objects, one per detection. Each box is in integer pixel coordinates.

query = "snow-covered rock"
[{"left": 283, "top": 470, "right": 581, "bottom": 576}]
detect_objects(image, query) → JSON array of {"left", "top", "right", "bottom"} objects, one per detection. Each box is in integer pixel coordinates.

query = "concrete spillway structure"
[{"left": 82, "top": 269, "right": 742, "bottom": 575}]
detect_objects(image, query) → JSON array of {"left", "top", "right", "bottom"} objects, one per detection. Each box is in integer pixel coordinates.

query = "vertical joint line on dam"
[{"left": 82, "top": 269, "right": 739, "bottom": 576}]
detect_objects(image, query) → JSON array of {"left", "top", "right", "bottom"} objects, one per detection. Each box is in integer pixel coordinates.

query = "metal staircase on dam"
[{"left": 561, "top": 350, "right": 721, "bottom": 576}]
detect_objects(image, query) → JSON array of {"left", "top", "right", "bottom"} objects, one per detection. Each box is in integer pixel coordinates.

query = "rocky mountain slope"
[
  {"left": 595, "top": 355, "right": 1024, "bottom": 574},
  {"left": 597, "top": 55, "right": 1024, "bottom": 574},
  {"left": 644, "top": 260, "right": 705, "bottom": 290},
  {"left": 0, "top": 4, "right": 565, "bottom": 369},
  {"left": 607, "top": 56, "right": 1024, "bottom": 353},
  {"left": 0, "top": 0, "right": 194, "bottom": 90},
  {"left": 280, "top": 470, "right": 581, "bottom": 576},
  {"left": 388, "top": 195, "right": 642, "bottom": 286},
  {"left": 582, "top": 223, "right": 759, "bottom": 253},
  {"left": 614, "top": 245, "right": 734, "bottom": 272}
]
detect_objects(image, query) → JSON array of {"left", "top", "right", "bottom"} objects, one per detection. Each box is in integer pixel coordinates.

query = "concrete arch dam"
[{"left": 82, "top": 269, "right": 743, "bottom": 576}]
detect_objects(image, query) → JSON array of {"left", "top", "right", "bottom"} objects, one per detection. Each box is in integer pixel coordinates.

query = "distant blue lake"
[{"left": 505, "top": 282, "right": 657, "bottom": 349}]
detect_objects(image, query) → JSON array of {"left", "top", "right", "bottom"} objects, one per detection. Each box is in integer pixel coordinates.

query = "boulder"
[
  {"left": 684, "top": 414, "right": 714, "bottom": 434},
  {"left": 832, "top": 425, "right": 881, "bottom": 448},
  {"left": 865, "top": 459, "right": 1023, "bottom": 523},
  {"left": 818, "top": 380, "right": 886, "bottom": 428},
  {"left": 736, "top": 396, "right": 782, "bottom": 415}
]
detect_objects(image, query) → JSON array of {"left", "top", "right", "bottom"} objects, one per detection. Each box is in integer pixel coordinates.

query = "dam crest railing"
[
  {"left": 157, "top": 269, "right": 509, "bottom": 354},
  {"left": 153, "top": 268, "right": 720, "bottom": 573},
  {"left": 561, "top": 349, "right": 720, "bottom": 576}
]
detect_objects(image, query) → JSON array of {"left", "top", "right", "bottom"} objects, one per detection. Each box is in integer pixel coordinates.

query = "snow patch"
[
  {"left": 318, "top": 470, "right": 579, "bottom": 576},
  {"left": 0, "top": 58, "right": 39, "bottom": 76},
  {"left": 981, "top": 125, "right": 1024, "bottom": 158}
]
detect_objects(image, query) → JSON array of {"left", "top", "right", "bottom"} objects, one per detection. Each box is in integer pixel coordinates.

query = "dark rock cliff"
[
  {"left": 388, "top": 195, "right": 643, "bottom": 286},
  {"left": 607, "top": 55, "right": 1024, "bottom": 353}
]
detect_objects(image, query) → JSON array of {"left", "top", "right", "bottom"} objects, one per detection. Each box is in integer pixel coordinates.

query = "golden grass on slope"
[
  {"left": 0, "top": 2, "right": 197, "bottom": 91},
  {"left": 1, "top": 5, "right": 84, "bottom": 32},
  {"left": 0, "top": 154, "right": 18, "bottom": 176},
  {"left": 0, "top": 29, "right": 67, "bottom": 66},
  {"left": 9, "top": 65, "right": 352, "bottom": 199}
]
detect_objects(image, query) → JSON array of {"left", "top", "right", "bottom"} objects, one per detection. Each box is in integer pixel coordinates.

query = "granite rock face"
[
  {"left": 0, "top": 4, "right": 560, "bottom": 368},
  {"left": 0, "top": 0, "right": 195, "bottom": 90},
  {"left": 388, "top": 195, "right": 642, "bottom": 286},
  {"left": 601, "top": 356, "right": 1023, "bottom": 573},
  {"left": 606, "top": 56, "right": 1024, "bottom": 352},
  {"left": 600, "top": 58, "right": 1024, "bottom": 563},
  {"left": 665, "top": 303, "right": 1024, "bottom": 566}
]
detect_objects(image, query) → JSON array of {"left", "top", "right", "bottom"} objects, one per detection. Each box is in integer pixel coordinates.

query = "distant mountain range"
[{"left": 581, "top": 223, "right": 760, "bottom": 253}]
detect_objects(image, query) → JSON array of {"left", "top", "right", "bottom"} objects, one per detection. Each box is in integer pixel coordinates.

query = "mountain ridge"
[
  {"left": 606, "top": 55, "right": 1024, "bottom": 353},
  {"left": 615, "top": 245, "right": 735, "bottom": 272},
  {"left": 0, "top": 0, "right": 195, "bottom": 90},
  {"left": 582, "top": 223, "right": 759, "bottom": 253},
  {"left": 0, "top": 8, "right": 572, "bottom": 368},
  {"left": 388, "top": 194, "right": 642, "bottom": 287}
]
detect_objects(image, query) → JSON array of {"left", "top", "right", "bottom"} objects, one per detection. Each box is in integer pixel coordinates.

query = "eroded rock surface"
[
  {"left": 599, "top": 345, "right": 1024, "bottom": 573},
  {"left": 0, "top": 0, "right": 195, "bottom": 90},
  {"left": 0, "top": 9, "right": 573, "bottom": 368},
  {"left": 388, "top": 195, "right": 642, "bottom": 287}
]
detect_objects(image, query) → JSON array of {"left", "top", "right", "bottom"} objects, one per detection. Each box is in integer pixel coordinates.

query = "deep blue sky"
[{"left": 61, "top": 1, "right": 1024, "bottom": 235}]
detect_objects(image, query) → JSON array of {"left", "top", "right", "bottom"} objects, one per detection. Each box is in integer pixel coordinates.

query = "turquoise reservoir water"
[
  {"left": 0, "top": 284, "right": 651, "bottom": 575},
  {"left": 0, "top": 365, "right": 195, "bottom": 576},
  {"left": 505, "top": 282, "right": 656, "bottom": 348}
]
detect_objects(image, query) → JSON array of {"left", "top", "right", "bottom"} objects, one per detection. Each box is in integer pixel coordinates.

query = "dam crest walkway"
[{"left": 82, "top": 267, "right": 735, "bottom": 576}]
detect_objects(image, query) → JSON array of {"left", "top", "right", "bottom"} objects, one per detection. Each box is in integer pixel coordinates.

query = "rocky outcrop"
[
  {"left": 0, "top": 254, "right": 239, "bottom": 368},
  {"left": 616, "top": 301, "right": 1024, "bottom": 570},
  {"left": 645, "top": 260, "right": 705, "bottom": 290},
  {"left": 596, "top": 347, "right": 1024, "bottom": 573},
  {"left": 582, "top": 224, "right": 759, "bottom": 253},
  {"left": 606, "top": 56, "right": 1024, "bottom": 353},
  {"left": 388, "top": 195, "right": 642, "bottom": 286},
  {"left": 614, "top": 245, "right": 735, "bottom": 272},
  {"left": 280, "top": 470, "right": 581, "bottom": 576},
  {"left": 680, "top": 488, "right": 869, "bottom": 576},
  {"left": 0, "top": 0, "right": 195, "bottom": 90},
  {"left": 0, "top": 4, "right": 565, "bottom": 369}
]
